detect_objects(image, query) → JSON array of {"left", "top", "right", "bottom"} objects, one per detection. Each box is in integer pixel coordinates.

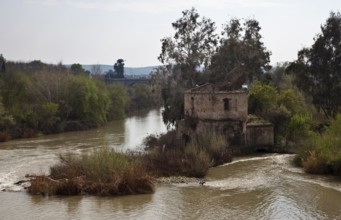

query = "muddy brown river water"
[{"left": 0, "top": 109, "right": 340, "bottom": 220}]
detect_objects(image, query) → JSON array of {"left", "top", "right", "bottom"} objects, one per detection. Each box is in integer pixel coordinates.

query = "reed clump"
[
  {"left": 28, "top": 148, "right": 155, "bottom": 196},
  {"left": 143, "top": 130, "right": 231, "bottom": 178}
]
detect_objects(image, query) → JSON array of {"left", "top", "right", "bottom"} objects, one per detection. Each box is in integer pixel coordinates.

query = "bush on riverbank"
[
  {"left": 143, "top": 131, "right": 231, "bottom": 178},
  {"left": 28, "top": 148, "right": 155, "bottom": 196},
  {"left": 295, "top": 114, "right": 341, "bottom": 175}
]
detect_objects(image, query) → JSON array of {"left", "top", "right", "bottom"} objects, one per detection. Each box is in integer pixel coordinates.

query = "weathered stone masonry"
[
  {"left": 178, "top": 83, "right": 274, "bottom": 153},
  {"left": 184, "top": 83, "right": 248, "bottom": 121}
]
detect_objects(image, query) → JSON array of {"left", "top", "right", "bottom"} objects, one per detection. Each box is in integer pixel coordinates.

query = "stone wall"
[
  {"left": 177, "top": 118, "right": 246, "bottom": 147},
  {"left": 184, "top": 90, "right": 248, "bottom": 121},
  {"left": 246, "top": 123, "right": 274, "bottom": 148},
  {"left": 178, "top": 83, "right": 274, "bottom": 155}
]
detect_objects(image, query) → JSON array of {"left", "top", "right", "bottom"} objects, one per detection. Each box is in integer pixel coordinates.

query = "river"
[{"left": 0, "top": 109, "right": 340, "bottom": 220}]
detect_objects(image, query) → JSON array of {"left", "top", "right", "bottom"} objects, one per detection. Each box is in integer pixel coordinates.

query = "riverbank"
[{"left": 293, "top": 114, "right": 341, "bottom": 176}]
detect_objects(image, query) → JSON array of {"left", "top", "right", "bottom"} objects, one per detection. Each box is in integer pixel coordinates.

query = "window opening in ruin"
[
  {"left": 223, "top": 98, "right": 230, "bottom": 111},
  {"left": 191, "top": 97, "right": 194, "bottom": 114}
]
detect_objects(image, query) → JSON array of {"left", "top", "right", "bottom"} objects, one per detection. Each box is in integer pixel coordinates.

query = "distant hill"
[{"left": 80, "top": 64, "right": 159, "bottom": 76}]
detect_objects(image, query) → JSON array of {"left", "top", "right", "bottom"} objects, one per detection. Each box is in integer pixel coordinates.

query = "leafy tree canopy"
[
  {"left": 70, "top": 63, "right": 85, "bottom": 75},
  {"left": 158, "top": 7, "right": 218, "bottom": 83},
  {"left": 0, "top": 54, "right": 6, "bottom": 72},
  {"left": 114, "top": 59, "right": 125, "bottom": 78},
  {"left": 287, "top": 11, "right": 341, "bottom": 118},
  {"left": 209, "top": 18, "right": 271, "bottom": 87}
]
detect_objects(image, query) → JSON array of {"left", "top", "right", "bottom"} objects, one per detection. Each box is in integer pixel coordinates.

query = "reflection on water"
[{"left": 0, "top": 110, "right": 340, "bottom": 219}]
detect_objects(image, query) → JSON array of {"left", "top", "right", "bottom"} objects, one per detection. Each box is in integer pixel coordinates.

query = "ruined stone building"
[{"left": 178, "top": 83, "right": 274, "bottom": 154}]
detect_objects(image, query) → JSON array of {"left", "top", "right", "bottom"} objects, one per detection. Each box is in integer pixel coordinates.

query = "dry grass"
[
  {"left": 297, "top": 114, "right": 341, "bottom": 175},
  {"left": 142, "top": 130, "right": 231, "bottom": 178},
  {"left": 301, "top": 151, "right": 330, "bottom": 174},
  {"left": 28, "top": 148, "right": 155, "bottom": 196}
]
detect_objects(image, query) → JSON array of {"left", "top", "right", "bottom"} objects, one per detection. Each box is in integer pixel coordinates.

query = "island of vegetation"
[{"left": 1, "top": 8, "right": 339, "bottom": 196}]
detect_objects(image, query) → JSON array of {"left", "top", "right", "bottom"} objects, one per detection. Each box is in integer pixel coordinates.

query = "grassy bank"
[
  {"left": 294, "top": 114, "right": 341, "bottom": 175},
  {"left": 28, "top": 148, "right": 155, "bottom": 196}
]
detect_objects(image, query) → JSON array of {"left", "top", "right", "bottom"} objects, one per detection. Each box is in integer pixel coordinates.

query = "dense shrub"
[
  {"left": 0, "top": 61, "right": 136, "bottom": 139},
  {"left": 107, "top": 85, "right": 127, "bottom": 120},
  {"left": 63, "top": 76, "right": 111, "bottom": 125},
  {"left": 126, "top": 84, "right": 160, "bottom": 113},
  {"left": 296, "top": 114, "right": 341, "bottom": 175},
  {"left": 249, "top": 81, "right": 313, "bottom": 148},
  {"left": 142, "top": 131, "right": 231, "bottom": 177}
]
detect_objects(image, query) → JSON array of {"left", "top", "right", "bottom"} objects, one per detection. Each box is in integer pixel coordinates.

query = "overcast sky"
[{"left": 1, "top": 0, "right": 341, "bottom": 67}]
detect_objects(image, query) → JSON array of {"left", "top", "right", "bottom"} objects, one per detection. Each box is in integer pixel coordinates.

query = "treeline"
[
  {"left": 26, "top": 8, "right": 341, "bottom": 197},
  {"left": 0, "top": 60, "right": 160, "bottom": 141},
  {"left": 151, "top": 8, "right": 341, "bottom": 175}
]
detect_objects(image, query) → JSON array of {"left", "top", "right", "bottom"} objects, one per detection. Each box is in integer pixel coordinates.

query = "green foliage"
[
  {"left": 249, "top": 82, "right": 279, "bottom": 114},
  {"left": 113, "top": 59, "right": 125, "bottom": 78},
  {"left": 37, "top": 103, "right": 60, "bottom": 132},
  {"left": 0, "top": 59, "right": 162, "bottom": 139},
  {"left": 0, "top": 70, "right": 30, "bottom": 111},
  {"left": 161, "top": 81, "right": 185, "bottom": 126},
  {"left": 278, "top": 89, "right": 300, "bottom": 114},
  {"left": 27, "top": 70, "right": 65, "bottom": 104},
  {"left": 158, "top": 8, "right": 218, "bottom": 125},
  {"left": 157, "top": 9, "right": 271, "bottom": 126},
  {"left": 249, "top": 81, "right": 312, "bottom": 147},
  {"left": 107, "top": 84, "right": 127, "bottom": 120},
  {"left": 70, "top": 63, "right": 85, "bottom": 75},
  {"left": 0, "top": 54, "right": 6, "bottom": 72},
  {"left": 0, "top": 61, "right": 131, "bottom": 138},
  {"left": 285, "top": 113, "right": 313, "bottom": 141},
  {"left": 158, "top": 7, "right": 218, "bottom": 71},
  {"left": 287, "top": 11, "right": 341, "bottom": 118},
  {"left": 209, "top": 18, "right": 271, "bottom": 85},
  {"left": 64, "top": 76, "right": 110, "bottom": 125},
  {"left": 151, "top": 66, "right": 186, "bottom": 126},
  {"left": 297, "top": 114, "right": 341, "bottom": 175},
  {"left": 0, "top": 97, "right": 14, "bottom": 128},
  {"left": 126, "top": 84, "right": 154, "bottom": 112},
  {"left": 0, "top": 99, "right": 15, "bottom": 141}
]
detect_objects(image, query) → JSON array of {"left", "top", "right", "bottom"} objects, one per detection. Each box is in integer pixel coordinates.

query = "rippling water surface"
[{"left": 0, "top": 109, "right": 340, "bottom": 220}]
